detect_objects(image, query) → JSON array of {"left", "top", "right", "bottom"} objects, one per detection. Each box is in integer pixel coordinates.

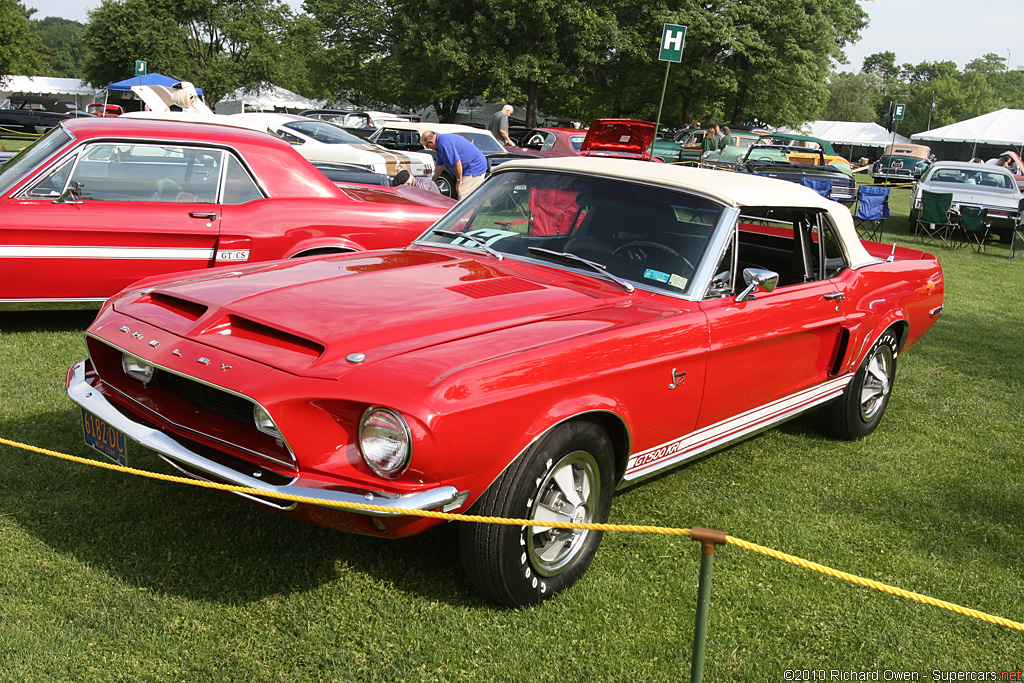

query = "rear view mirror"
[{"left": 736, "top": 267, "right": 779, "bottom": 302}]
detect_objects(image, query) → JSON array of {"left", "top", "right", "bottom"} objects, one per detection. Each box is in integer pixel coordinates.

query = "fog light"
[
  {"left": 253, "top": 404, "right": 281, "bottom": 439},
  {"left": 359, "top": 407, "right": 411, "bottom": 478},
  {"left": 121, "top": 353, "right": 154, "bottom": 383}
]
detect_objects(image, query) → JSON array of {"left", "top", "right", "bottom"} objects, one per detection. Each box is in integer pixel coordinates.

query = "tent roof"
[
  {"left": 911, "top": 108, "right": 1024, "bottom": 146},
  {"left": 779, "top": 121, "right": 910, "bottom": 148},
  {"left": 1, "top": 75, "right": 95, "bottom": 97},
  {"left": 106, "top": 73, "right": 203, "bottom": 96},
  {"left": 217, "top": 84, "right": 323, "bottom": 110}
]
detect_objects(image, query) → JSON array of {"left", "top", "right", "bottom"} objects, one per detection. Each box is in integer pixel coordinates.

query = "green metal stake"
[{"left": 690, "top": 527, "right": 728, "bottom": 683}]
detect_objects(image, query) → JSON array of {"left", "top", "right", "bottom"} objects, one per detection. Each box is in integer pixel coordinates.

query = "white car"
[
  {"left": 230, "top": 113, "right": 434, "bottom": 179},
  {"left": 911, "top": 160, "right": 1022, "bottom": 240}
]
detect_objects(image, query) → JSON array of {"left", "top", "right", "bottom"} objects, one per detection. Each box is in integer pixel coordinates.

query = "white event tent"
[
  {"left": 911, "top": 109, "right": 1024, "bottom": 160},
  {"left": 0, "top": 76, "right": 98, "bottom": 108},
  {"left": 214, "top": 85, "right": 323, "bottom": 114}
]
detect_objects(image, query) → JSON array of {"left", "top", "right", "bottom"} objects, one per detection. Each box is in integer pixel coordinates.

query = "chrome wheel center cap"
[{"left": 571, "top": 506, "right": 588, "bottom": 525}]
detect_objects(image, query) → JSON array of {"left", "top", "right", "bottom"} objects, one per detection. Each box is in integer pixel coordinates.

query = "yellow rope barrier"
[
  {"left": 2, "top": 435, "right": 1021, "bottom": 632},
  {"left": 0, "top": 126, "right": 42, "bottom": 137}
]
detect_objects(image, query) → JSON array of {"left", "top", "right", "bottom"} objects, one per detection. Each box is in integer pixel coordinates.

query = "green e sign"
[
  {"left": 135, "top": 60, "right": 147, "bottom": 76},
  {"left": 659, "top": 24, "right": 687, "bottom": 63},
  {"left": 893, "top": 103, "right": 905, "bottom": 121}
]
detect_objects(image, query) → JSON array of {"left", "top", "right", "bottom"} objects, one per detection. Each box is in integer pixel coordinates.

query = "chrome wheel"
[
  {"left": 527, "top": 450, "right": 600, "bottom": 577},
  {"left": 860, "top": 344, "right": 893, "bottom": 421}
]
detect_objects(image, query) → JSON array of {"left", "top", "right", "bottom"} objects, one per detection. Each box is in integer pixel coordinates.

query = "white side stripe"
[
  {"left": 0, "top": 246, "right": 215, "bottom": 260},
  {"left": 625, "top": 374, "right": 853, "bottom": 479}
]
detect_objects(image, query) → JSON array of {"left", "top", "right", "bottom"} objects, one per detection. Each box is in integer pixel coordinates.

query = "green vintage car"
[
  {"left": 651, "top": 127, "right": 766, "bottom": 164},
  {"left": 872, "top": 143, "right": 934, "bottom": 184}
]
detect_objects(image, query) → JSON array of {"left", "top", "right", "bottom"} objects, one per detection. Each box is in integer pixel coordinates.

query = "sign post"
[
  {"left": 890, "top": 102, "right": 905, "bottom": 149},
  {"left": 654, "top": 24, "right": 687, "bottom": 153}
]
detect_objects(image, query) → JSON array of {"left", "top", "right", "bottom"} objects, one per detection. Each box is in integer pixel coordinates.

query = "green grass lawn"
[{"left": 1, "top": 177, "right": 1022, "bottom": 681}]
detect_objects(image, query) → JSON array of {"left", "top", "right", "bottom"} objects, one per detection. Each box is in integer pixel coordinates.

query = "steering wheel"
[{"left": 613, "top": 240, "right": 694, "bottom": 272}]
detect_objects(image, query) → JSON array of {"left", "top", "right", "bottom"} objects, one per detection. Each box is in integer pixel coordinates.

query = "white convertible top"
[{"left": 495, "top": 156, "right": 877, "bottom": 268}]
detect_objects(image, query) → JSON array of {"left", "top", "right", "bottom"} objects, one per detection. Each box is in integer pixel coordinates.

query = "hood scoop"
[{"left": 448, "top": 277, "right": 545, "bottom": 299}]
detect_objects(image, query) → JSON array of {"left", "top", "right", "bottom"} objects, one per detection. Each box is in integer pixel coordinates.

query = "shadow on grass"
[
  {"left": 0, "top": 409, "right": 480, "bottom": 608},
  {"left": 0, "top": 309, "right": 100, "bottom": 333}
]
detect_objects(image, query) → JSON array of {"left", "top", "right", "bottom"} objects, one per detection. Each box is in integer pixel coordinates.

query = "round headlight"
[
  {"left": 122, "top": 353, "right": 155, "bottom": 384},
  {"left": 358, "top": 407, "right": 411, "bottom": 478}
]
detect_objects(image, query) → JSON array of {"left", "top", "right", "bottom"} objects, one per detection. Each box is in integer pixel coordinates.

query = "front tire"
[
  {"left": 821, "top": 329, "right": 898, "bottom": 440},
  {"left": 458, "top": 420, "right": 614, "bottom": 607},
  {"left": 436, "top": 172, "right": 455, "bottom": 198}
]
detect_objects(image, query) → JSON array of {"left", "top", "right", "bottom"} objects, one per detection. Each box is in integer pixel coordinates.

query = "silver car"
[{"left": 912, "top": 161, "right": 1022, "bottom": 239}]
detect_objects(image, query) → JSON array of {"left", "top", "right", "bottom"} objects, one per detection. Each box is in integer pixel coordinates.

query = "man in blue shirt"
[{"left": 420, "top": 130, "right": 488, "bottom": 199}]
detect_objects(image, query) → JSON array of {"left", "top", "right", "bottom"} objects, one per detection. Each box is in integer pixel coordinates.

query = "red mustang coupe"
[
  {"left": 510, "top": 126, "right": 587, "bottom": 158},
  {"left": 0, "top": 118, "right": 451, "bottom": 305},
  {"left": 67, "top": 157, "right": 943, "bottom": 606}
]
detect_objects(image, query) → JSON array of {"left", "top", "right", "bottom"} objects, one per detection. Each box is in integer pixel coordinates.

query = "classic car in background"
[
  {"left": 68, "top": 157, "right": 943, "bottom": 606},
  {"left": 872, "top": 143, "right": 933, "bottom": 184},
  {"left": 652, "top": 126, "right": 767, "bottom": 164},
  {"left": 0, "top": 118, "right": 452, "bottom": 305},
  {"left": 367, "top": 121, "right": 534, "bottom": 196},
  {"left": 910, "top": 160, "right": 1023, "bottom": 241},
  {"left": 228, "top": 113, "right": 435, "bottom": 180},
  {"left": 509, "top": 126, "right": 587, "bottom": 158},
  {"left": 85, "top": 103, "right": 126, "bottom": 117},
  {"left": 0, "top": 95, "right": 94, "bottom": 135},
  {"left": 299, "top": 109, "right": 415, "bottom": 139},
  {"left": 735, "top": 134, "right": 857, "bottom": 202},
  {"left": 767, "top": 133, "right": 855, "bottom": 176},
  {"left": 578, "top": 118, "right": 658, "bottom": 161}
]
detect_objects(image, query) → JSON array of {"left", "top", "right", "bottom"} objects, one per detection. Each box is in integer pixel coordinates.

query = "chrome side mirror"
[
  {"left": 735, "top": 267, "right": 779, "bottom": 302},
  {"left": 52, "top": 182, "right": 83, "bottom": 204}
]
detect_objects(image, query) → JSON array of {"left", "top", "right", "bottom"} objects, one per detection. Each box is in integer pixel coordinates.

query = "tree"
[
  {"left": 33, "top": 17, "right": 87, "bottom": 78},
  {"left": 82, "top": 0, "right": 299, "bottom": 106},
  {"left": 0, "top": 0, "right": 44, "bottom": 83},
  {"left": 824, "top": 71, "right": 881, "bottom": 121}
]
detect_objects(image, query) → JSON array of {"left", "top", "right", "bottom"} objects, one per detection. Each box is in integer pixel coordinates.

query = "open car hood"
[{"left": 579, "top": 119, "right": 656, "bottom": 160}]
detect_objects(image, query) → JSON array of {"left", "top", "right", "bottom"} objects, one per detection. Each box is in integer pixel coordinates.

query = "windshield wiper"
[
  {"left": 431, "top": 229, "right": 503, "bottom": 260},
  {"left": 527, "top": 247, "right": 635, "bottom": 293}
]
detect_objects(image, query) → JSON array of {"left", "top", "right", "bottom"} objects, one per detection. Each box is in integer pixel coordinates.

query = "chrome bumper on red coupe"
[{"left": 66, "top": 360, "right": 461, "bottom": 517}]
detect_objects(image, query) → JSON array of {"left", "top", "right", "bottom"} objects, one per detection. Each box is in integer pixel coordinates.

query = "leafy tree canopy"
[
  {"left": 0, "top": 0, "right": 44, "bottom": 83},
  {"left": 82, "top": 0, "right": 300, "bottom": 105},
  {"left": 33, "top": 17, "right": 87, "bottom": 78}
]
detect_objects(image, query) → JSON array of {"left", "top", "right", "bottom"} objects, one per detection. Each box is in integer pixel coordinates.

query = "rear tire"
[
  {"left": 458, "top": 421, "right": 614, "bottom": 607},
  {"left": 821, "top": 329, "right": 898, "bottom": 440}
]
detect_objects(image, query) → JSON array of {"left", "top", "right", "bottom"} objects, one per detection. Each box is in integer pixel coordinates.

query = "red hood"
[
  {"left": 111, "top": 249, "right": 628, "bottom": 379},
  {"left": 580, "top": 119, "right": 656, "bottom": 160}
]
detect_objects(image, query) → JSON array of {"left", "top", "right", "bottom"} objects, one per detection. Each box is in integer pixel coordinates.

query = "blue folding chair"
[
  {"left": 800, "top": 178, "right": 833, "bottom": 198},
  {"left": 852, "top": 185, "right": 890, "bottom": 241}
]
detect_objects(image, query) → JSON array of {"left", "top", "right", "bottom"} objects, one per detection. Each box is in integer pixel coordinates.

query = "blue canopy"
[{"left": 105, "top": 73, "right": 203, "bottom": 96}]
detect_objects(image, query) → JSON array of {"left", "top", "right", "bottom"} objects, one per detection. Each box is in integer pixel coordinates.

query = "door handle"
[
  {"left": 823, "top": 292, "right": 845, "bottom": 301},
  {"left": 189, "top": 211, "right": 218, "bottom": 220}
]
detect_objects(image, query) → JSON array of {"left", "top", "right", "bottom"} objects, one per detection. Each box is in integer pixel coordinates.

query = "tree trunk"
[{"left": 526, "top": 81, "right": 539, "bottom": 127}]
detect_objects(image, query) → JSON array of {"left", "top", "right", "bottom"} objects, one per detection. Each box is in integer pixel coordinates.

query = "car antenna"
[{"left": 887, "top": 243, "right": 897, "bottom": 262}]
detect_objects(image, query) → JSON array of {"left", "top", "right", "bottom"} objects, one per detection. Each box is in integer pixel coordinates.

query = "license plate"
[{"left": 82, "top": 409, "right": 127, "bottom": 466}]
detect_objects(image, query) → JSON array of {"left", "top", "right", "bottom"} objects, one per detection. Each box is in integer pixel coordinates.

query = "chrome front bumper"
[{"left": 66, "top": 361, "right": 461, "bottom": 517}]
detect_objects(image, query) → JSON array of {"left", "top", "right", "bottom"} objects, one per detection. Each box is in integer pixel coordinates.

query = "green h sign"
[
  {"left": 893, "top": 103, "right": 905, "bottom": 121},
  {"left": 659, "top": 24, "right": 687, "bottom": 63},
  {"left": 135, "top": 60, "right": 147, "bottom": 76}
]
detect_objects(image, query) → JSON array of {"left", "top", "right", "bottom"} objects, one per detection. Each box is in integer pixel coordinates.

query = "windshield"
[
  {"left": 456, "top": 131, "right": 504, "bottom": 154},
  {"left": 284, "top": 120, "right": 371, "bottom": 145},
  {"left": 417, "top": 170, "right": 724, "bottom": 297},
  {"left": 926, "top": 167, "right": 1015, "bottom": 190},
  {"left": 0, "top": 126, "right": 74, "bottom": 195}
]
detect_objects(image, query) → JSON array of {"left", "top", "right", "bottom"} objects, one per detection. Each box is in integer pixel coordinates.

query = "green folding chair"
[
  {"left": 1012, "top": 198, "right": 1024, "bottom": 261},
  {"left": 957, "top": 206, "right": 989, "bottom": 252},
  {"left": 914, "top": 190, "right": 958, "bottom": 247}
]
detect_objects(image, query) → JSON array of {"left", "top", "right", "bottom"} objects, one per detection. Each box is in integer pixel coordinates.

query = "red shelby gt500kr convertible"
[
  {"left": 67, "top": 156, "right": 944, "bottom": 606},
  {"left": 0, "top": 117, "right": 451, "bottom": 305}
]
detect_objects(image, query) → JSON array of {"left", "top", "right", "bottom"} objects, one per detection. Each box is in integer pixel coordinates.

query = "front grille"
[{"left": 157, "top": 371, "right": 254, "bottom": 425}]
